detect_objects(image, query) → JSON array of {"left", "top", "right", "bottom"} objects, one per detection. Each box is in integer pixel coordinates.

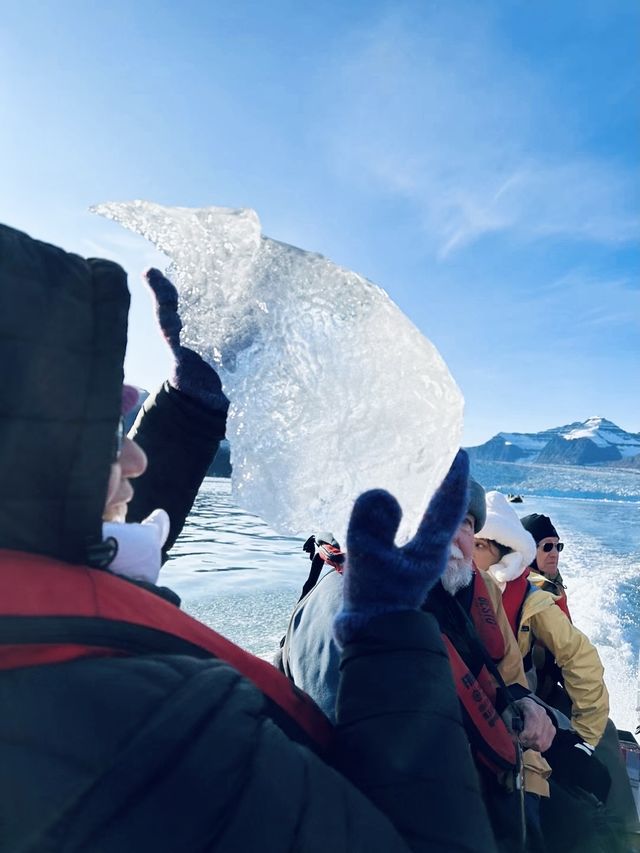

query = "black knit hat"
[{"left": 520, "top": 513, "right": 558, "bottom": 544}]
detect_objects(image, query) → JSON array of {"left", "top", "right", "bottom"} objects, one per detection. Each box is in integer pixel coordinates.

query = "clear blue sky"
[{"left": 1, "top": 0, "right": 638, "bottom": 445}]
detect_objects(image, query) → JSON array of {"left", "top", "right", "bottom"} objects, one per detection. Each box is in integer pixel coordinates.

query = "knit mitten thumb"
[
  {"left": 145, "top": 268, "right": 229, "bottom": 415},
  {"left": 335, "top": 449, "right": 470, "bottom": 646}
]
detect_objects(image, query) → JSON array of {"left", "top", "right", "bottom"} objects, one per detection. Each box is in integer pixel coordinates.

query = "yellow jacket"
[
  {"left": 529, "top": 569, "right": 571, "bottom": 619},
  {"left": 516, "top": 586, "right": 609, "bottom": 746},
  {"left": 482, "top": 573, "right": 551, "bottom": 797}
]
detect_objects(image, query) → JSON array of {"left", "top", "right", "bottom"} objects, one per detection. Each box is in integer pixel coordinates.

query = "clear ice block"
[{"left": 93, "top": 200, "right": 464, "bottom": 544}]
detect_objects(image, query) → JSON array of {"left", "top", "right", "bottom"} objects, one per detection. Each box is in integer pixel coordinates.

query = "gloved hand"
[
  {"left": 544, "top": 729, "right": 611, "bottom": 804},
  {"left": 303, "top": 532, "right": 345, "bottom": 570},
  {"left": 145, "top": 268, "right": 229, "bottom": 415},
  {"left": 334, "top": 449, "right": 470, "bottom": 646}
]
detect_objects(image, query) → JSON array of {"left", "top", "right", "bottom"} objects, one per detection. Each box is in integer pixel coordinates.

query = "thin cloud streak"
[{"left": 322, "top": 8, "right": 639, "bottom": 258}]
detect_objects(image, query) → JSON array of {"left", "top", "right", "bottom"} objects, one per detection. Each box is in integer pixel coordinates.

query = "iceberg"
[{"left": 93, "top": 200, "right": 464, "bottom": 544}]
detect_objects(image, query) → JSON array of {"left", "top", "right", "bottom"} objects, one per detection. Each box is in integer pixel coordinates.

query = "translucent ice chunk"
[{"left": 93, "top": 200, "right": 464, "bottom": 544}]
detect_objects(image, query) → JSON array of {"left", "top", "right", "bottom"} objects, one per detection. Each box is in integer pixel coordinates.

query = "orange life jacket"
[{"left": 0, "top": 550, "right": 333, "bottom": 752}]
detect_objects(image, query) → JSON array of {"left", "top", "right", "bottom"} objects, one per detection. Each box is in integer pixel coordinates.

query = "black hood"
[{"left": 0, "top": 224, "right": 130, "bottom": 564}]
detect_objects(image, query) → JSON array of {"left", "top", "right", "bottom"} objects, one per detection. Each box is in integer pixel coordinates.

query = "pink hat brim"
[{"left": 121, "top": 384, "right": 140, "bottom": 415}]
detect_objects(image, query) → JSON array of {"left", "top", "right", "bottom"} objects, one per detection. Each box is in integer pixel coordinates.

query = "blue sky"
[{"left": 1, "top": 0, "right": 638, "bottom": 445}]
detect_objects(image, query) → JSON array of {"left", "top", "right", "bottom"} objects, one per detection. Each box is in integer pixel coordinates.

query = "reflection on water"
[{"left": 161, "top": 479, "right": 307, "bottom": 656}]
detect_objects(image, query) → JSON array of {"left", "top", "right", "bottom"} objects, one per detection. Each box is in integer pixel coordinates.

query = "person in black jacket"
[
  {"left": 0, "top": 225, "right": 495, "bottom": 853},
  {"left": 126, "top": 268, "right": 231, "bottom": 558}
]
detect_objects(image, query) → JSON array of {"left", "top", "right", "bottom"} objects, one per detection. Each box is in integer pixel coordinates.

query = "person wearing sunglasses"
[
  {"left": 520, "top": 514, "right": 571, "bottom": 620},
  {"left": 474, "top": 496, "right": 612, "bottom": 813},
  {"left": 104, "top": 410, "right": 146, "bottom": 523},
  {"left": 518, "top": 511, "right": 639, "bottom": 845}
]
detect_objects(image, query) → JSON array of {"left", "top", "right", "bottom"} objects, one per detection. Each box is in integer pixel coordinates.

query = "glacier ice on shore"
[{"left": 93, "top": 200, "right": 464, "bottom": 543}]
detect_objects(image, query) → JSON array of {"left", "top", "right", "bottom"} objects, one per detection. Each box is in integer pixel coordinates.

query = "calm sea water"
[{"left": 162, "top": 462, "right": 640, "bottom": 731}]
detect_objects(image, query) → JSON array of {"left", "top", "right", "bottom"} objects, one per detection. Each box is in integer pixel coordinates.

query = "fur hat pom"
[
  {"left": 489, "top": 551, "right": 528, "bottom": 584},
  {"left": 476, "top": 491, "right": 536, "bottom": 580}
]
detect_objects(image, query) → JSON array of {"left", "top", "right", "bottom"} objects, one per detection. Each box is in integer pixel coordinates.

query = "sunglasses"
[
  {"left": 540, "top": 542, "right": 564, "bottom": 553},
  {"left": 112, "top": 416, "right": 125, "bottom": 463}
]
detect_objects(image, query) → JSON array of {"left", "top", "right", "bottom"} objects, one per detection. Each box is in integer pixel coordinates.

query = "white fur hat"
[{"left": 475, "top": 491, "right": 537, "bottom": 584}]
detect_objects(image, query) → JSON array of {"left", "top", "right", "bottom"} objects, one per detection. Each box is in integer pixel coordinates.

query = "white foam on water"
[
  {"left": 493, "top": 490, "right": 640, "bottom": 732},
  {"left": 566, "top": 536, "right": 639, "bottom": 733},
  {"left": 94, "top": 200, "right": 464, "bottom": 544}
]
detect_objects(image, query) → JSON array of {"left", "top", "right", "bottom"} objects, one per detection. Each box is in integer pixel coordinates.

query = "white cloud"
[{"left": 321, "top": 7, "right": 639, "bottom": 257}]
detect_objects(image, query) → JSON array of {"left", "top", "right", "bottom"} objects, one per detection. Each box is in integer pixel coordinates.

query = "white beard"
[{"left": 441, "top": 543, "right": 474, "bottom": 596}]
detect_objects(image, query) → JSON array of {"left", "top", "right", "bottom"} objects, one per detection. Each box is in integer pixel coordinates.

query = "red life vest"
[
  {"left": 502, "top": 571, "right": 531, "bottom": 637},
  {"left": 441, "top": 571, "right": 519, "bottom": 776},
  {"left": 553, "top": 588, "right": 571, "bottom": 621},
  {"left": 0, "top": 550, "right": 333, "bottom": 752},
  {"left": 469, "top": 570, "right": 506, "bottom": 661},
  {"left": 531, "top": 571, "right": 572, "bottom": 621},
  {"left": 502, "top": 570, "right": 572, "bottom": 637}
]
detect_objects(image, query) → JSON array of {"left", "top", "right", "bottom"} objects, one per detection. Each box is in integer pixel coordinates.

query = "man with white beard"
[
  {"left": 284, "top": 477, "right": 555, "bottom": 852},
  {"left": 421, "top": 479, "right": 556, "bottom": 851},
  {"left": 436, "top": 481, "right": 556, "bottom": 752}
]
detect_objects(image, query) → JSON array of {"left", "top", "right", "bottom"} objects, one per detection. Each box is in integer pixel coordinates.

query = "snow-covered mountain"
[{"left": 466, "top": 417, "right": 640, "bottom": 467}]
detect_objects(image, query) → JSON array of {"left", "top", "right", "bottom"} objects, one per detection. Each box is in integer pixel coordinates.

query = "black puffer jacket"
[
  {"left": 0, "top": 578, "right": 494, "bottom": 852},
  {"left": 126, "top": 381, "right": 227, "bottom": 556},
  {"left": 0, "top": 224, "right": 495, "bottom": 852}
]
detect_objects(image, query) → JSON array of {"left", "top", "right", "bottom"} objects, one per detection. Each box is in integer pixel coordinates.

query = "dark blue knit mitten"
[
  {"left": 145, "top": 268, "right": 229, "bottom": 414},
  {"left": 334, "top": 449, "right": 470, "bottom": 646}
]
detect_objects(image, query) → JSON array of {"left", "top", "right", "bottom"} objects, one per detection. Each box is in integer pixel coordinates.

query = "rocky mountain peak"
[{"left": 467, "top": 417, "right": 640, "bottom": 467}]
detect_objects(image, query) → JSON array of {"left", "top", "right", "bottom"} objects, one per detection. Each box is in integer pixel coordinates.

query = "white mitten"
[{"left": 103, "top": 509, "right": 170, "bottom": 584}]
